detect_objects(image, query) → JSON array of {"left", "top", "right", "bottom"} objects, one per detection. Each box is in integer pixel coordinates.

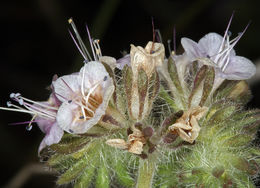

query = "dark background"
[{"left": 0, "top": 0, "right": 260, "bottom": 187}]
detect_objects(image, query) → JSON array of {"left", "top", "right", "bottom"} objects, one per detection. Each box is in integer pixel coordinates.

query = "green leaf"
[
  {"left": 50, "top": 134, "right": 90, "bottom": 154},
  {"left": 74, "top": 163, "right": 97, "bottom": 188},
  {"left": 114, "top": 158, "right": 135, "bottom": 187},
  {"left": 159, "top": 87, "right": 179, "bottom": 111},
  {"left": 57, "top": 157, "right": 89, "bottom": 185},
  {"left": 96, "top": 162, "right": 110, "bottom": 188}
]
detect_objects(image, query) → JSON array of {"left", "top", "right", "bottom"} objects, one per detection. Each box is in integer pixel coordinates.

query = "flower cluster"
[{"left": 1, "top": 16, "right": 259, "bottom": 187}]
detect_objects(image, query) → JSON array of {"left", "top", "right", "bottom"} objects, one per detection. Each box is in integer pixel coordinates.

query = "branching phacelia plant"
[{"left": 1, "top": 15, "right": 260, "bottom": 188}]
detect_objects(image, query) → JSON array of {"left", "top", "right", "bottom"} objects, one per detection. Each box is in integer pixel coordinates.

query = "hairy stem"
[{"left": 136, "top": 155, "right": 157, "bottom": 188}]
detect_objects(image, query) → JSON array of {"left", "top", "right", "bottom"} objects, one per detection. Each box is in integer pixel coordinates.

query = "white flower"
[{"left": 53, "top": 61, "right": 115, "bottom": 134}]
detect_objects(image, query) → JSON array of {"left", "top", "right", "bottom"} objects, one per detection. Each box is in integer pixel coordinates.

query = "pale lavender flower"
[
  {"left": 53, "top": 61, "right": 115, "bottom": 134},
  {"left": 181, "top": 15, "right": 256, "bottom": 90}
]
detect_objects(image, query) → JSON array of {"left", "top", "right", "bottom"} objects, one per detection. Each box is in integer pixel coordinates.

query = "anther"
[
  {"left": 103, "top": 76, "right": 107, "bottom": 81},
  {"left": 206, "top": 55, "right": 210, "bottom": 58},
  {"left": 79, "top": 116, "right": 84, "bottom": 119},
  {"left": 15, "top": 93, "right": 21, "bottom": 97},
  {"left": 18, "top": 98, "right": 24, "bottom": 105},
  {"left": 26, "top": 125, "right": 32, "bottom": 131},
  {"left": 69, "top": 129, "right": 74, "bottom": 133},
  {"left": 10, "top": 93, "right": 15, "bottom": 98},
  {"left": 68, "top": 100, "right": 72, "bottom": 103},
  {"left": 7, "top": 101, "right": 12, "bottom": 107}
]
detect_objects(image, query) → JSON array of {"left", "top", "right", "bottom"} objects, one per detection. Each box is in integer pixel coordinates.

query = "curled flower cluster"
[{"left": 1, "top": 16, "right": 259, "bottom": 187}]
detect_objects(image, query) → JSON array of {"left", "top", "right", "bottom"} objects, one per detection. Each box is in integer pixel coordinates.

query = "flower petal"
[
  {"left": 106, "top": 139, "right": 128, "bottom": 149},
  {"left": 221, "top": 56, "right": 256, "bottom": 80},
  {"left": 116, "top": 54, "right": 131, "bottom": 70},
  {"left": 181, "top": 37, "right": 205, "bottom": 60},
  {"left": 38, "top": 122, "right": 63, "bottom": 153},
  {"left": 79, "top": 61, "right": 110, "bottom": 90},
  {"left": 53, "top": 74, "right": 80, "bottom": 102},
  {"left": 197, "top": 33, "right": 223, "bottom": 57}
]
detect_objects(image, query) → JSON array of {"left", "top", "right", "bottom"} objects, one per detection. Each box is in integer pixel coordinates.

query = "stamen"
[
  {"left": 167, "top": 40, "right": 172, "bottom": 55},
  {"left": 84, "top": 81, "right": 101, "bottom": 107},
  {"left": 69, "top": 29, "right": 88, "bottom": 60},
  {"left": 18, "top": 98, "right": 24, "bottom": 105},
  {"left": 173, "top": 26, "right": 176, "bottom": 53},
  {"left": 9, "top": 120, "right": 38, "bottom": 125},
  {"left": 86, "top": 24, "right": 97, "bottom": 61},
  {"left": 68, "top": 18, "right": 92, "bottom": 61},
  {"left": 103, "top": 76, "right": 107, "bottom": 81},
  {"left": 13, "top": 95, "right": 58, "bottom": 111},
  {"left": 221, "top": 22, "right": 250, "bottom": 72},
  {"left": 10, "top": 93, "right": 15, "bottom": 98},
  {"left": 213, "top": 12, "right": 234, "bottom": 63},
  {"left": 0, "top": 106, "right": 36, "bottom": 115},
  {"left": 93, "top": 39, "right": 102, "bottom": 58},
  {"left": 150, "top": 17, "right": 155, "bottom": 54},
  {"left": 219, "top": 12, "right": 234, "bottom": 53},
  {"left": 81, "top": 106, "right": 87, "bottom": 120},
  {"left": 81, "top": 64, "right": 87, "bottom": 97},
  {"left": 26, "top": 114, "right": 37, "bottom": 131},
  {"left": 26, "top": 125, "right": 32, "bottom": 131},
  {"left": 7, "top": 101, "right": 12, "bottom": 107},
  {"left": 155, "top": 29, "right": 162, "bottom": 43}
]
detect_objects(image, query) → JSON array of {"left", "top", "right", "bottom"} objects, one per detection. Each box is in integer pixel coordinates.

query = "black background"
[{"left": 0, "top": 0, "right": 260, "bottom": 187}]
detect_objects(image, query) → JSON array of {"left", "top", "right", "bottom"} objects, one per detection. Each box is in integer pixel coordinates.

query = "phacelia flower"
[
  {"left": 168, "top": 106, "right": 208, "bottom": 143},
  {"left": 0, "top": 92, "right": 63, "bottom": 153},
  {"left": 106, "top": 127, "right": 146, "bottom": 154},
  {"left": 53, "top": 61, "right": 115, "bottom": 134},
  {"left": 181, "top": 15, "right": 256, "bottom": 91}
]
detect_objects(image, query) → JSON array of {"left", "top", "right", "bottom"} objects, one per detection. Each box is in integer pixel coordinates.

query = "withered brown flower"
[
  {"left": 168, "top": 106, "right": 208, "bottom": 143},
  {"left": 106, "top": 127, "right": 146, "bottom": 154}
]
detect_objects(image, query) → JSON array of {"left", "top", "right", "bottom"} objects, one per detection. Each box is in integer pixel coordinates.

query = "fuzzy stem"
[{"left": 136, "top": 156, "right": 157, "bottom": 188}]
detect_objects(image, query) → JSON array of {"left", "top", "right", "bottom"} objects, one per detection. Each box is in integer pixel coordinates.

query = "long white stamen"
[
  {"left": 0, "top": 107, "right": 37, "bottom": 115},
  {"left": 26, "top": 114, "right": 37, "bottom": 131},
  {"left": 220, "top": 26, "right": 248, "bottom": 72},
  {"left": 84, "top": 80, "right": 101, "bottom": 109},
  {"left": 81, "top": 65, "right": 87, "bottom": 97},
  {"left": 86, "top": 25, "right": 97, "bottom": 61},
  {"left": 17, "top": 96, "right": 58, "bottom": 110},
  {"left": 24, "top": 104, "right": 56, "bottom": 119},
  {"left": 68, "top": 29, "right": 88, "bottom": 60},
  {"left": 81, "top": 106, "right": 87, "bottom": 120},
  {"left": 217, "top": 13, "right": 234, "bottom": 55},
  {"left": 93, "top": 39, "right": 102, "bottom": 59},
  {"left": 68, "top": 18, "right": 92, "bottom": 61}
]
